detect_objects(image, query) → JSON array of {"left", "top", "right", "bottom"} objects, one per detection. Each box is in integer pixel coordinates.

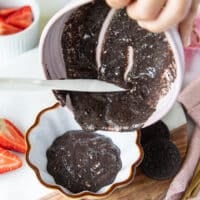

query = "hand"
[
  {"left": 106, "top": 0, "right": 200, "bottom": 47},
  {"left": 179, "top": 0, "right": 200, "bottom": 47}
]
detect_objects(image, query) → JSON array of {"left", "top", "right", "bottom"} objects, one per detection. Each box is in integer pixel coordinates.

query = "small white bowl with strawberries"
[
  {"left": 0, "top": 119, "right": 26, "bottom": 174},
  {"left": 0, "top": 0, "right": 40, "bottom": 64}
]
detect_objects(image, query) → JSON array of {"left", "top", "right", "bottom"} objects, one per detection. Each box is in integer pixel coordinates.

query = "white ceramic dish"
[
  {"left": 39, "top": 0, "right": 184, "bottom": 129},
  {"left": 26, "top": 103, "right": 143, "bottom": 200},
  {"left": 0, "top": 0, "right": 40, "bottom": 64}
]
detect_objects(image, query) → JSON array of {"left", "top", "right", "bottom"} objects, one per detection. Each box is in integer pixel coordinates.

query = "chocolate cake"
[
  {"left": 46, "top": 131, "right": 122, "bottom": 193},
  {"left": 58, "top": 0, "right": 176, "bottom": 131}
]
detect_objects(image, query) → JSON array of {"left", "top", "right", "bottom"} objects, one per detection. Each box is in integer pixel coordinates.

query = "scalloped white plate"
[{"left": 26, "top": 103, "right": 143, "bottom": 199}]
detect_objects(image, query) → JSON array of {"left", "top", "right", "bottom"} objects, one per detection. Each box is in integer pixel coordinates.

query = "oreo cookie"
[
  {"left": 141, "top": 139, "right": 181, "bottom": 180},
  {"left": 140, "top": 121, "right": 170, "bottom": 147}
]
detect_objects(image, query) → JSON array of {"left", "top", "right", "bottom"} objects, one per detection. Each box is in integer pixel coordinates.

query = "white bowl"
[
  {"left": 26, "top": 103, "right": 143, "bottom": 199},
  {"left": 0, "top": 0, "right": 40, "bottom": 64},
  {"left": 39, "top": 0, "right": 184, "bottom": 129}
]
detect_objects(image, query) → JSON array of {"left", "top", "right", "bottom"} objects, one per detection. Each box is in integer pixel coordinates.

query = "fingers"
[
  {"left": 137, "top": 0, "right": 192, "bottom": 32},
  {"left": 106, "top": 0, "right": 132, "bottom": 9},
  {"left": 179, "top": 0, "right": 200, "bottom": 47},
  {"left": 179, "top": 11, "right": 196, "bottom": 47},
  {"left": 127, "top": 0, "right": 167, "bottom": 21}
]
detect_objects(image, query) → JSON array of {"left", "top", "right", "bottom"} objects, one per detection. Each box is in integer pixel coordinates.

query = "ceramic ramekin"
[
  {"left": 0, "top": 0, "right": 40, "bottom": 65},
  {"left": 39, "top": 0, "right": 184, "bottom": 128},
  {"left": 26, "top": 103, "right": 143, "bottom": 199}
]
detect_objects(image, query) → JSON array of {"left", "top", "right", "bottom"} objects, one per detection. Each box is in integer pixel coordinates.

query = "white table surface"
[{"left": 0, "top": 1, "right": 199, "bottom": 200}]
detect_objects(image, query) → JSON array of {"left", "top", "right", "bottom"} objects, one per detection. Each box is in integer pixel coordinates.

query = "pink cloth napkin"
[
  {"left": 164, "top": 119, "right": 200, "bottom": 200},
  {"left": 164, "top": 16, "right": 200, "bottom": 200},
  {"left": 164, "top": 77, "right": 200, "bottom": 200},
  {"left": 164, "top": 78, "right": 200, "bottom": 199}
]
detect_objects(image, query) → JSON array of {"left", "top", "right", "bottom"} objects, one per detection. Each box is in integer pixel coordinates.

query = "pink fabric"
[
  {"left": 164, "top": 127, "right": 200, "bottom": 200},
  {"left": 164, "top": 76, "right": 200, "bottom": 200},
  {"left": 178, "top": 78, "right": 200, "bottom": 116},
  {"left": 165, "top": 15, "right": 200, "bottom": 199}
]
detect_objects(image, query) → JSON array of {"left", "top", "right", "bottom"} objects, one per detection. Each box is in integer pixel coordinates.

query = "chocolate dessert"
[
  {"left": 58, "top": 0, "right": 176, "bottom": 131},
  {"left": 46, "top": 131, "right": 122, "bottom": 193}
]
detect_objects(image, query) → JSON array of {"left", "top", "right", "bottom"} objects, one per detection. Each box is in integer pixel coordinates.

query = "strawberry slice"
[
  {"left": 0, "top": 19, "right": 22, "bottom": 35},
  {"left": 0, "top": 8, "right": 18, "bottom": 17},
  {"left": 6, "top": 6, "right": 33, "bottom": 29},
  {"left": 0, "top": 119, "right": 27, "bottom": 153},
  {"left": 0, "top": 147, "right": 22, "bottom": 174}
]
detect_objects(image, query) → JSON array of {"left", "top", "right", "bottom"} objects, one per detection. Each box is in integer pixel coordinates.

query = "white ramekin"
[
  {"left": 39, "top": 0, "right": 184, "bottom": 129},
  {"left": 0, "top": 0, "right": 40, "bottom": 65}
]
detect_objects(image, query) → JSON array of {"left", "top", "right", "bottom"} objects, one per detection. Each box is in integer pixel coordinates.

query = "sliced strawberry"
[
  {"left": 4, "top": 119, "right": 24, "bottom": 139},
  {"left": 0, "top": 20, "right": 22, "bottom": 35},
  {"left": 0, "top": 8, "right": 18, "bottom": 17},
  {"left": 0, "top": 119, "right": 27, "bottom": 153},
  {"left": 0, "top": 147, "right": 22, "bottom": 174},
  {"left": 6, "top": 6, "right": 33, "bottom": 29}
]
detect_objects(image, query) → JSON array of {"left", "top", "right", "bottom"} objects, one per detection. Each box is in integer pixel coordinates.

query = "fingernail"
[{"left": 184, "top": 35, "right": 191, "bottom": 47}]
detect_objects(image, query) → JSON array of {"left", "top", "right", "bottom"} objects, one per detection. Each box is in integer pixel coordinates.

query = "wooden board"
[{"left": 41, "top": 124, "right": 188, "bottom": 200}]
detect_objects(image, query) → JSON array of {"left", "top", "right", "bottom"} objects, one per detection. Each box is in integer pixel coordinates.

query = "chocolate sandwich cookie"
[
  {"left": 59, "top": 0, "right": 176, "bottom": 131},
  {"left": 141, "top": 139, "right": 181, "bottom": 180},
  {"left": 47, "top": 131, "right": 122, "bottom": 193},
  {"left": 140, "top": 121, "right": 170, "bottom": 147}
]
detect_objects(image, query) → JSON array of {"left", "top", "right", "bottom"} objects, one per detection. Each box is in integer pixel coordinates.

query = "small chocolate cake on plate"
[
  {"left": 47, "top": 131, "right": 122, "bottom": 193},
  {"left": 58, "top": 0, "right": 176, "bottom": 131}
]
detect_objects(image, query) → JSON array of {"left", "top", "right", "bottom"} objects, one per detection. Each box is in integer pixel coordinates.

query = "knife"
[{"left": 0, "top": 78, "right": 126, "bottom": 92}]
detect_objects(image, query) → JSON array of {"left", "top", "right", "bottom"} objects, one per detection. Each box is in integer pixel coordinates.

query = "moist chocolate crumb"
[
  {"left": 47, "top": 131, "right": 122, "bottom": 193},
  {"left": 58, "top": 0, "right": 176, "bottom": 131}
]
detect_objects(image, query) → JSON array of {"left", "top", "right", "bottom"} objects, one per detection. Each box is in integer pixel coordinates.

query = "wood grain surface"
[{"left": 41, "top": 124, "right": 188, "bottom": 200}]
